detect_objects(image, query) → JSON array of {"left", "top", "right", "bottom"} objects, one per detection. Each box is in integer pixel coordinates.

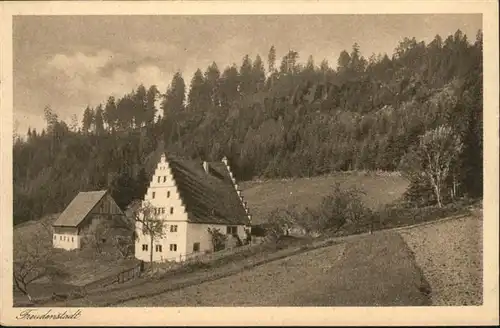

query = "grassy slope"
[
  {"left": 43, "top": 213, "right": 480, "bottom": 307},
  {"left": 241, "top": 172, "right": 409, "bottom": 224},
  {"left": 118, "top": 214, "right": 481, "bottom": 307},
  {"left": 120, "top": 231, "right": 431, "bottom": 306},
  {"left": 13, "top": 214, "right": 138, "bottom": 305}
]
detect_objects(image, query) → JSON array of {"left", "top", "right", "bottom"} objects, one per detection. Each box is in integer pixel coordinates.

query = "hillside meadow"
[{"left": 241, "top": 171, "right": 409, "bottom": 224}]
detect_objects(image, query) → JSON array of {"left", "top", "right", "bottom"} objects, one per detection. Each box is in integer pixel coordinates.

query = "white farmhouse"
[
  {"left": 134, "top": 154, "right": 251, "bottom": 263},
  {"left": 52, "top": 190, "right": 124, "bottom": 250}
]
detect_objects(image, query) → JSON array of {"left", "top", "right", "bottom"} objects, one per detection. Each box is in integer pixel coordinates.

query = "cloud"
[
  {"left": 47, "top": 49, "right": 114, "bottom": 78},
  {"left": 36, "top": 49, "right": 172, "bottom": 129},
  {"left": 92, "top": 64, "right": 171, "bottom": 100}
]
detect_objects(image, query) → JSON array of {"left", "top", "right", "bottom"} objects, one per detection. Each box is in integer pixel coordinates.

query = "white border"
[{"left": 1, "top": 1, "right": 498, "bottom": 326}]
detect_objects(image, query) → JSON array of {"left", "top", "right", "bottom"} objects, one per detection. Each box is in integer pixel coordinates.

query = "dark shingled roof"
[
  {"left": 167, "top": 156, "right": 249, "bottom": 226},
  {"left": 53, "top": 190, "right": 108, "bottom": 227}
]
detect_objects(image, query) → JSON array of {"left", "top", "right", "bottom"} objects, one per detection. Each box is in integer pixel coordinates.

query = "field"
[
  {"left": 119, "top": 213, "right": 481, "bottom": 307},
  {"left": 240, "top": 172, "right": 409, "bottom": 224},
  {"left": 120, "top": 231, "right": 431, "bottom": 306},
  {"left": 400, "top": 214, "right": 483, "bottom": 305}
]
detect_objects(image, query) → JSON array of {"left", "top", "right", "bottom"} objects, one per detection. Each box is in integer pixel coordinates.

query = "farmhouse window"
[
  {"left": 156, "top": 245, "right": 162, "bottom": 252},
  {"left": 193, "top": 242, "right": 200, "bottom": 252},
  {"left": 163, "top": 176, "right": 167, "bottom": 183},
  {"left": 157, "top": 176, "right": 161, "bottom": 183},
  {"left": 142, "top": 244, "right": 148, "bottom": 251},
  {"left": 167, "top": 191, "right": 170, "bottom": 198},
  {"left": 54, "top": 235, "right": 56, "bottom": 240},
  {"left": 161, "top": 207, "right": 165, "bottom": 214},
  {"left": 152, "top": 192, "right": 156, "bottom": 199},
  {"left": 227, "top": 226, "right": 237, "bottom": 235},
  {"left": 170, "top": 207, "right": 174, "bottom": 214},
  {"left": 170, "top": 244, "right": 177, "bottom": 251},
  {"left": 60, "top": 236, "right": 62, "bottom": 240},
  {"left": 170, "top": 225, "right": 178, "bottom": 232},
  {"left": 72, "top": 237, "right": 74, "bottom": 242}
]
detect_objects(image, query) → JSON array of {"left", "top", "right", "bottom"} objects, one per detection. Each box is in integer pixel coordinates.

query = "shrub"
[
  {"left": 264, "top": 207, "right": 298, "bottom": 241},
  {"left": 311, "top": 183, "right": 373, "bottom": 234},
  {"left": 207, "top": 228, "right": 227, "bottom": 252},
  {"left": 375, "top": 202, "right": 468, "bottom": 230},
  {"left": 263, "top": 184, "right": 373, "bottom": 239},
  {"left": 184, "top": 259, "right": 212, "bottom": 272}
]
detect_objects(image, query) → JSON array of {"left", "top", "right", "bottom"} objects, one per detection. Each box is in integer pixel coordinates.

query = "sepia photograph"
[{"left": 1, "top": 1, "right": 498, "bottom": 326}]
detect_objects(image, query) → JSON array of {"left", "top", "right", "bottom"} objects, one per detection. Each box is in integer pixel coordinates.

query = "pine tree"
[
  {"left": 103, "top": 96, "right": 117, "bottom": 132},
  {"left": 252, "top": 55, "right": 266, "bottom": 92},
  {"left": 187, "top": 69, "right": 206, "bottom": 112},
  {"left": 145, "top": 85, "right": 159, "bottom": 126},
  {"left": 133, "top": 84, "right": 147, "bottom": 128},
  {"left": 267, "top": 45, "right": 276, "bottom": 74},
  {"left": 204, "top": 62, "right": 221, "bottom": 107},
  {"left": 82, "top": 106, "right": 94, "bottom": 133},
  {"left": 220, "top": 64, "right": 240, "bottom": 107},
  {"left": 337, "top": 50, "right": 351, "bottom": 73},
  {"left": 161, "top": 72, "right": 186, "bottom": 118},
  {"left": 94, "top": 104, "right": 105, "bottom": 135},
  {"left": 239, "top": 55, "right": 253, "bottom": 95}
]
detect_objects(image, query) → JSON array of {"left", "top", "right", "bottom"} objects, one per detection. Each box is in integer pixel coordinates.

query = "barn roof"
[
  {"left": 53, "top": 190, "right": 108, "bottom": 227},
  {"left": 167, "top": 156, "right": 249, "bottom": 226}
]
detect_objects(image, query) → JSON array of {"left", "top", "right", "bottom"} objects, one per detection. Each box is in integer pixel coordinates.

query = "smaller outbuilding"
[{"left": 52, "top": 190, "right": 124, "bottom": 250}]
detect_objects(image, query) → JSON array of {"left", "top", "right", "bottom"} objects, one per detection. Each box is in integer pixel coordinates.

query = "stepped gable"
[{"left": 167, "top": 156, "right": 249, "bottom": 226}]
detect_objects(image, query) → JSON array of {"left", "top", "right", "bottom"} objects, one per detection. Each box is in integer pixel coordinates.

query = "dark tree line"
[{"left": 13, "top": 29, "right": 483, "bottom": 225}]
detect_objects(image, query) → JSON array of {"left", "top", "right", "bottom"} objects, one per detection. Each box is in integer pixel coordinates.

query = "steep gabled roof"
[
  {"left": 167, "top": 156, "right": 249, "bottom": 226},
  {"left": 53, "top": 190, "right": 108, "bottom": 227},
  {"left": 207, "top": 161, "right": 234, "bottom": 185}
]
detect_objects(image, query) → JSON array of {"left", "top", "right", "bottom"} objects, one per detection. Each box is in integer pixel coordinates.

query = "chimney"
[
  {"left": 203, "top": 161, "right": 209, "bottom": 173},
  {"left": 160, "top": 153, "right": 166, "bottom": 163}
]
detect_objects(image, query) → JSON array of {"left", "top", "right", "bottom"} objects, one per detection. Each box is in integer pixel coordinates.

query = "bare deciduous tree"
[
  {"left": 418, "top": 125, "right": 463, "bottom": 207},
  {"left": 13, "top": 230, "right": 67, "bottom": 303},
  {"left": 207, "top": 228, "right": 227, "bottom": 252},
  {"left": 112, "top": 235, "right": 135, "bottom": 259},
  {"left": 129, "top": 200, "right": 165, "bottom": 269}
]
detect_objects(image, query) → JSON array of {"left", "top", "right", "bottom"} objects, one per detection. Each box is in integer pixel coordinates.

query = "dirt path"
[{"left": 399, "top": 215, "right": 483, "bottom": 305}]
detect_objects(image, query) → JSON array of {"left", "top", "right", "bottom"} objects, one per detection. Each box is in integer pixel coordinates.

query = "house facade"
[
  {"left": 134, "top": 154, "right": 251, "bottom": 262},
  {"left": 52, "top": 190, "right": 125, "bottom": 250}
]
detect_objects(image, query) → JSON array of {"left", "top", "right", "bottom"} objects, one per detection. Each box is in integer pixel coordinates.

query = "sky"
[{"left": 13, "top": 14, "right": 482, "bottom": 135}]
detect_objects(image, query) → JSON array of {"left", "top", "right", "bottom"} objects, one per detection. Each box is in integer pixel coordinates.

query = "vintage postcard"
[{"left": 1, "top": 0, "right": 498, "bottom": 326}]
